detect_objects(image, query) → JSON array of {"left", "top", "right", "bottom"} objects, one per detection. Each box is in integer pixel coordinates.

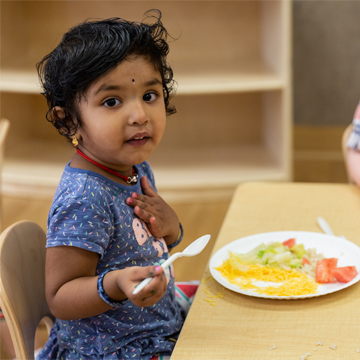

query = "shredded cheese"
[
  {"left": 200, "top": 273, "right": 225, "bottom": 305},
  {"left": 215, "top": 251, "right": 318, "bottom": 296}
]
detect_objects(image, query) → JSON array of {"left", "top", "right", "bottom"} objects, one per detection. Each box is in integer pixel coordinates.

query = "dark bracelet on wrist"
[
  {"left": 97, "top": 268, "right": 128, "bottom": 307},
  {"left": 168, "top": 223, "right": 183, "bottom": 249}
]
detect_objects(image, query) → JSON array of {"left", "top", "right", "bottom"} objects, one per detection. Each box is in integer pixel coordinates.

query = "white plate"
[{"left": 209, "top": 231, "right": 360, "bottom": 300}]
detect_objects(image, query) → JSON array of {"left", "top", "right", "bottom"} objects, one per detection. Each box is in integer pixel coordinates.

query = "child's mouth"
[{"left": 127, "top": 136, "right": 149, "bottom": 146}]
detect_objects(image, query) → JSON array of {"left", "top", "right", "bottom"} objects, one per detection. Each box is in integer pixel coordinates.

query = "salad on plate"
[{"left": 214, "top": 238, "right": 358, "bottom": 297}]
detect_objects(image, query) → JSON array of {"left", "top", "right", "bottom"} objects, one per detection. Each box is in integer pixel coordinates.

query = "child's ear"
[{"left": 51, "top": 106, "right": 66, "bottom": 120}]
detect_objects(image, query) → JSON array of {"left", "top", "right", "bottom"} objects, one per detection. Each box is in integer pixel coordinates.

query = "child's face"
[{"left": 76, "top": 55, "right": 166, "bottom": 170}]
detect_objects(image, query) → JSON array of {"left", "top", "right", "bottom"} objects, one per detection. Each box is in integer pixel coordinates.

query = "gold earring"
[{"left": 72, "top": 133, "right": 78, "bottom": 147}]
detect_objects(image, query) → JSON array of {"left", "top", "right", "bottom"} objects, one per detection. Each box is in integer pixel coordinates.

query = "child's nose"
[{"left": 128, "top": 101, "right": 149, "bottom": 125}]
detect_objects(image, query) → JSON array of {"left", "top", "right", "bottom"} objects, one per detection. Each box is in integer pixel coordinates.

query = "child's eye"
[
  {"left": 103, "top": 98, "right": 121, "bottom": 107},
  {"left": 143, "top": 92, "right": 157, "bottom": 102}
]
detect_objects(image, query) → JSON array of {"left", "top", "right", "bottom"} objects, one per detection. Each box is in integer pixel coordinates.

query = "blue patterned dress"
[{"left": 38, "top": 161, "right": 183, "bottom": 360}]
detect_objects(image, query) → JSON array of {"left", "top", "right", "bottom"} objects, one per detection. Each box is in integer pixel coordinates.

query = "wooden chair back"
[
  {"left": 0, "top": 119, "right": 10, "bottom": 231},
  {"left": 0, "top": 221, "right": 54, "bottom": 360}
]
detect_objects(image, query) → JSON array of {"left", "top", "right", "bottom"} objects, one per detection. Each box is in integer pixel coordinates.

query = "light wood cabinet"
[{"left": 0, "top": 1, "right": 292, "bottom": 202}]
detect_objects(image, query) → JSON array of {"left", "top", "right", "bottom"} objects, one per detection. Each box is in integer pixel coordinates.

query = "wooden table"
[{"left": 171, "top": 182, "right": 360, "bottom": 360}]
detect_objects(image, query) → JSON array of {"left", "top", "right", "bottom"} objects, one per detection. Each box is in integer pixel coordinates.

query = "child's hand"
[
  {"left": 347, "top": 148, "right": 360, "bottom": 187},
  {"left": 126, "top": 176, "right": 180, "bottom": 244},
  {"left": 117, "top": 265, "right": 167, "bottom": 307}
]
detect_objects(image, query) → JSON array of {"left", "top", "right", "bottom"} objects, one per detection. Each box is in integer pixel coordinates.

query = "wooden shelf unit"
[{"left": 0, "top": 1, "right": 292, "bottom": 202}]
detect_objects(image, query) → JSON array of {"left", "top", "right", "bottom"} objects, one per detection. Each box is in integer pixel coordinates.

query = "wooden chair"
[
  {"left": 0, "top": 119, "right": 10, "bottom": 232},
  {"left": 341, "top": 123, "right": 354, "bottom": 184},
  {"left": 0, "top": 221, "right": 54, "bottom": 360}
]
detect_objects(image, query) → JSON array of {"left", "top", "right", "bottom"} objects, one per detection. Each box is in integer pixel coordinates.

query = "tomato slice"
[
  {"left": 331, "top": 266, "right": 358, "bottom": 283},
  {"left": 316, "top": 260, "right": 335, "bottom": 283},
  {"left": 315, "top": 258, "right": 338, "bottom": 283},
  {"left": 321, "top": 258, "right": 338, "bottom": 270},
  {"left": 282, "top": 238, "right": 295, "bottom": 248},
  {"left": 302, "top": 256, "right": 310, "bottom": 266}
]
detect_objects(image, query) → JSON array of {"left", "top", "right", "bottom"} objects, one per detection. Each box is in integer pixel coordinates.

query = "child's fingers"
[
  {"left": 134, "top": 205, "right": 155, "bottom": 222},
  {"left": 149, "top": 216, "right": 159, "bottom": 229},
  {"left": 138, "top": 264, "right": 162, "bottom": 278},
  {"left": 141, "top": 281, "right": 167, "bottom": 304},
  {"left": 129, "top": 192, "right": 147, "bottom": 202},
  {"left": 130, "top": 198, "right": 148, "bottom": 211},
  {"left": 130, "top": 264, "right": 162, "bottom": 280},
  {"left": 140, "top": 274, "right": 167, "bottom": 303},
  {"left": 127, "top": 192, "right": 152, "bottom": 205},
  {"left": 149, "top": 264, "right": 163, "bottom": 276},
  {"left": 132, "top": 266, "right": 164, "bottom": 297},
  {"left": 126, "top": 196, "right": 151, "bottom": 212},
  {"left": 140, "top": 176, "right": 157, "bottom": 198}
]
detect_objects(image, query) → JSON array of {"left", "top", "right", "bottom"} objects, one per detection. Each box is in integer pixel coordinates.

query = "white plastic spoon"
[
  {"left": 317, "top": 217, "right": 335, "bottom": 236},
  {"left": 317, "top": 217, "right": 346, "bottom": 239},
  {"left": 133, "top": 234, "right": 211, "bottom": 295}
]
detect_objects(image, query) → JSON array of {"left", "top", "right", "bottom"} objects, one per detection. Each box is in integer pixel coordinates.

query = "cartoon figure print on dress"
[{"left": 133, "top": 218, "right": 174, "bottom": 283}]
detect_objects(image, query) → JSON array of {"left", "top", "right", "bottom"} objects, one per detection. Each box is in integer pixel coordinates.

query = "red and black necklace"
[{"left": 76, "top": 148, "right": 138, "bottom": 185}]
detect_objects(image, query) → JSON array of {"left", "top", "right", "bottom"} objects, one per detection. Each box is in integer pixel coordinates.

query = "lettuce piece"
[
  {"left": 269, "top": 251, "right": 292, "bottom": 265},
  {"left": 234, "top": 241, "right": 308, "bottom": 269},
  {"left": 273, "top": 245, "right": 287, "bottom": 254},
  {"left": 291, "top": 244, "right": 306, "bottom": 259},
  {"left": 289, "top": 258, "right": 303, "bottom": 268}
]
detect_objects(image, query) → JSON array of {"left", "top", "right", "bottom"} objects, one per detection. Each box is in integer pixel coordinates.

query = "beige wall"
[{"left": 293, "top": 1, "right": 360, "bottom": 126}]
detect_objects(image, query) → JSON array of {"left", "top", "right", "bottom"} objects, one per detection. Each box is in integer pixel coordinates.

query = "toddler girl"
[{"left": 36, "top": 11, "right": 196, "bottom": 360}]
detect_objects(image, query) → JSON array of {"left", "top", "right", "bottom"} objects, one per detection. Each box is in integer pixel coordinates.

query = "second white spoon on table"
[
  {"left": 133, "top": 234, "right": 211, "bottom": 295},
  {"left": 317, "top": 217, "right": 345, "bottom": 238},
  {"left": 317, "top": 217, "right": 335, "bottom": 236}
]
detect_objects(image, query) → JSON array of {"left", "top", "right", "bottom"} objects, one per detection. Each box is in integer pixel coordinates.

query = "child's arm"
[
  {"left": 46, "top": 246, "right": 166, "bottom": 320},
  {"left": 126, "top": 176, "right": 180, "bottom": 246},
  {"left": 347, "top": 148, "right": 360, "bottom": 187}
]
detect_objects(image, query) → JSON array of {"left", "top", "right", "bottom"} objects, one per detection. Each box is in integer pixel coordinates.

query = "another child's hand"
[
  {"left": 347, "top": 148, "right": 360, "bottom": 187},
  {"left": 117, "top": 265, "right": 167, "bottom": 307},
  {"left": 126, "top": 176, "right": 180, "bottom": 244}
]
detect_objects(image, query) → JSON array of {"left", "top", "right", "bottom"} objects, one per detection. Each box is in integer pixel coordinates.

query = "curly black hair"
[{"left": 36, "top": 10, "right": 176, "bottom": 140}]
